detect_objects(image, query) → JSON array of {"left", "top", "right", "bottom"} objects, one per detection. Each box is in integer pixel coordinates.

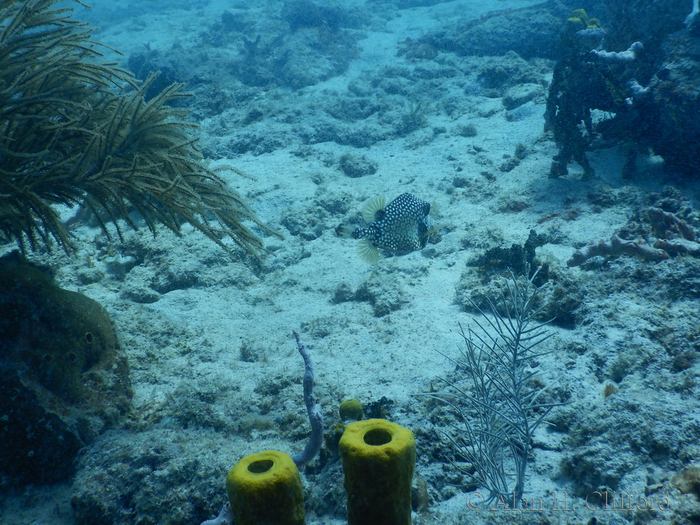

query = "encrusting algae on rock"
[{"left": 351, "top": 193, "right": 434, "bottom": 263}]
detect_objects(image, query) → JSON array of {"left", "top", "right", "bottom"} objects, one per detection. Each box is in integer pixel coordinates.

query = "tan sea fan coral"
[{"left": 0, "top": 0, "right": 275, "bottom": 257}]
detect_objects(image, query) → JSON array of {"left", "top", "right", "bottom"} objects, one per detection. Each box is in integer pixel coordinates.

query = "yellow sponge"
[
  {"left": 339, "top": 419, "right": 416, "bottom": 525},
  {"left": 226, "top": 450, "right": 305, "bottom": 525}
]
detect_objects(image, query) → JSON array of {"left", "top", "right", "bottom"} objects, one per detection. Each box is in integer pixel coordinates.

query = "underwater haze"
[{"left": 2, "top": 0, "right": 700, "bottom": 524}]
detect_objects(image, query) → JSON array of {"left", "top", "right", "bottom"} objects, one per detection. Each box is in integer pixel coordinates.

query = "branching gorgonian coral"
[
  {"left": 0, "top": 0, "right": 274, "bottom": 257},
  {"left": 429, "top": 270, "right": 562, "bottom": 506}
]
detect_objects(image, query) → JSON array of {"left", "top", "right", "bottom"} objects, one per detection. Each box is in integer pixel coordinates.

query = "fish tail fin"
[{"left": 335, "top": 224, "right": 356, "bottom": 239}]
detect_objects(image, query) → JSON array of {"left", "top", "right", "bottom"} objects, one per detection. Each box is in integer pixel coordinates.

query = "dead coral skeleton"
[
  {"left": 568, "top": 207, "right": 700, "bottom": 267},
  {"left": 567, "top": 234, "right": 667, "bottom": 267},
  {"left": 590, "top": 41, "right": 643, "bottom": 63}
]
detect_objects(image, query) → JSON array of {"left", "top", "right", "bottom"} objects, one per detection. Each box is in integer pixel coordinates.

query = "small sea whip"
[{"left": 291, "top": 330, "right": 324, "bottom": 468}]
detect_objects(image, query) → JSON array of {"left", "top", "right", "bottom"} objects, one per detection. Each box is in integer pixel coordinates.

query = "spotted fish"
[{"left": 352, "top": 193, "right": 433, "bottom": 263}]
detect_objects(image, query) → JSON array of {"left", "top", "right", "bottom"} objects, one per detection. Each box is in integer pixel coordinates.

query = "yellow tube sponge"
[
  {"left": 339, "top": 419, "right": 416, "bottom": 525},
  {"left": 226, "top": 450, "right": 305, "bottom": 525}
]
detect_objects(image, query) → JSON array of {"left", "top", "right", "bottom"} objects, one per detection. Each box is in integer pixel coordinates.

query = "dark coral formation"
[
  {"left": 0, "top": 253, "right": 132, "bottom": 484},
  {"left": 545, "top": 2, "right": 700, "bottom": 179},
  {"left": 647, "top": 29, "right": 700, "bottom": 176},
  {"left": 467, "top": 229, "right": 547, "bottom": 279},
  {"left": 545, "top": 9, "right": 636, "bottom": 179}
]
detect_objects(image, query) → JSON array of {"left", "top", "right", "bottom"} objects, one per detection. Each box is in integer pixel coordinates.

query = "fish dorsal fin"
[
  {"left": 357, "top": 239, "right": 380, "bottom": 264},
  {"left": 362, "top": 195, "right": 386, "bottom": 223}
]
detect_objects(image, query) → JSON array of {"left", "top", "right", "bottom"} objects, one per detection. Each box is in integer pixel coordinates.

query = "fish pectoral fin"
[
  {"left": 357, "top": 239, "right": 380, "bottom": 264},
  {"left": 420, "top": 224, "right": 442, "bottom": 246},
  {"left": 361, "top": 195, "right": 386, "bottom": 223}
]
